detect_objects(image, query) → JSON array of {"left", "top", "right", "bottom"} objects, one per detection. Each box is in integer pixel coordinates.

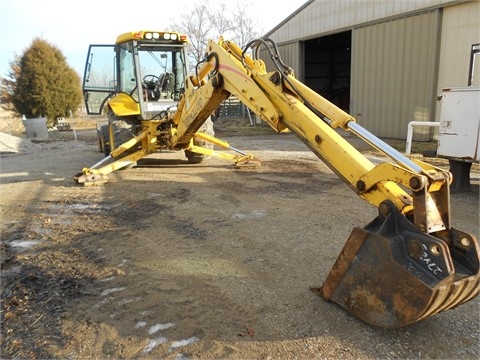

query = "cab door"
[{"left": 82, "top": 44, "right": 117, "bottom": 115}]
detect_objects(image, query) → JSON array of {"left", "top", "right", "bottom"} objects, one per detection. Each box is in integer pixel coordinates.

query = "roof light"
[
  {"left": 163, "top": 33, "right": 171, "bottom": 40},
  {"left": 145, "top": 32, "right": 153, "bottom": 40},
  {"left": 170, "top": 33, "right": 177, "bottom": 40},
  {"left": 152, "top": 32, "right": 160, "bottom": 39}
]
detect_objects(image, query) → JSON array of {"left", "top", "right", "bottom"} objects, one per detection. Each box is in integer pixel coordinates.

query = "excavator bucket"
[{"left": 313, "top": 201, "right": 480, "bottom": 328}]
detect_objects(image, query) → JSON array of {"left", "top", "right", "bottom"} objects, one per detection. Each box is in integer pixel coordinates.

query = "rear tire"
[
  {"left": 185, "top": 117, "right": 215, "bottom": 164},
  {"left": 99, "top": 125, "right": 111, "bottom": 156},
  {"left": 99, "top": 123, "right": 138, "bottom": 170},
  {"left": 99, "top": 124, "right": 139, "bottom": 156},
  {"left": 97, "top": 127, "right": 105, "bottom": 153}
]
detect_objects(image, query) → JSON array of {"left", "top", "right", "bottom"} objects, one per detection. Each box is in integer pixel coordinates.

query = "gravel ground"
[
  {"left": 1, "top": 119, "right": 479, "bottom": 359},
  {"left": 0, "top": 131, "right": 88, "bottom": 154}
]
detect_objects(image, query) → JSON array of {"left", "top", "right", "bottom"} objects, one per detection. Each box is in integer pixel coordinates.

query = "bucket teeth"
[{"left": 315, "top": 201, "right": 480, "bottom": 328}]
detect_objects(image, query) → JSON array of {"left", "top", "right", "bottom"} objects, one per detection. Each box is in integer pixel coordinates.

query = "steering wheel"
[
  {"left": 142, "top": 74, "right": 159, "bottom": 91},
  {"left": 143, "top": 74, "right": 159, "bottom": 83}
]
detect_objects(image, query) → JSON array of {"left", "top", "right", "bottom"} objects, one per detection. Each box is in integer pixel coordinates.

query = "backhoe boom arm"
[
  {"left": 175, "top": 38, "right": 446, "bottom": 226},
  {"left": 170, "top": 37, "right": 479, "bottom": 328}
]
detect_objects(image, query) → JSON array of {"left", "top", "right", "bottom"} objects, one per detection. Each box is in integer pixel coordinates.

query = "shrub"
[{"left": 1, "top": 38, "right": 82, "bottom": 127}]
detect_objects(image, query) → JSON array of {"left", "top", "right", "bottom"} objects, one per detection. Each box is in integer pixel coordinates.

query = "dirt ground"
[{"left": 1, "top": 115, "right": 479, "bottom": 359}]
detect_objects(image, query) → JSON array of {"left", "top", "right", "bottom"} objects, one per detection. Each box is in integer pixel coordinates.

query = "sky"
[{"left": 0, "top": 0, "right": 308, "bottom": 78}]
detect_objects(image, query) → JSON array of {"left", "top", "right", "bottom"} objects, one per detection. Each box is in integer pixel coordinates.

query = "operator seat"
[{"left": 158, "top": 72, "right": 174, "bottom": 94}]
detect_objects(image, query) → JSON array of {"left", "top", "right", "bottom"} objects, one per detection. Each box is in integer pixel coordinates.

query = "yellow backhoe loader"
[{"left": 74, "top": 31, "right": 479, "bottom": 329}]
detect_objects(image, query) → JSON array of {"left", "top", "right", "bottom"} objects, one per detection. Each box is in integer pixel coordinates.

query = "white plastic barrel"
[{"left": 22, "top": 117, "right": 48, "bottom": 139}]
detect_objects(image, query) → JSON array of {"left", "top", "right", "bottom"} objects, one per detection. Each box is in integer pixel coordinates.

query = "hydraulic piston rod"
[{"left": 347, "top": 121, "right": 423, "bottom": 174}]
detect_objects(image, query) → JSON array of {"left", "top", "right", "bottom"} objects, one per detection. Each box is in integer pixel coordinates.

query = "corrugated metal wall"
[
  {"left": 269, "top": 0, "right": 460, "bottom": 44},
  {"left": 258, "top": 0, "right": 474, "bottom": 139},
  {"left": 259, "top": 42, "right": 303, "bottom": 79},
  {"left": 436, "top": 1, "right": 480, "bottom": 119},
  {"left": 350, "top": 10, "right": 441, "bottom": 139}
]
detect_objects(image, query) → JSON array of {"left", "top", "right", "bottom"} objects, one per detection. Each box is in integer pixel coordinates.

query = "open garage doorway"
[{"left": 304, "top": 31, "right": 351, "bottom": 112}]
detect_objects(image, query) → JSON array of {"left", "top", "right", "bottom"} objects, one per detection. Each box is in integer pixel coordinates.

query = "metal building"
[{"left": 260, "top": 0, "right": 479, "bottom": 140}]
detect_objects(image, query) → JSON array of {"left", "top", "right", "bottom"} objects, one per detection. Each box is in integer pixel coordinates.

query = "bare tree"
[
  {"left": 230, "top": 3, "right": 262, "bottom": 49},
  {"left": 174, "top": 2, "right": 214, "bottom": 67},
  {"left": 0, "top": 55, "right": 21, "bottom": 110},
  {"left": 211, "top": 2, "right": 234, "bottom": 38},
  {"left": 170, "top": 0, "right": 263, "bottom": 71}
]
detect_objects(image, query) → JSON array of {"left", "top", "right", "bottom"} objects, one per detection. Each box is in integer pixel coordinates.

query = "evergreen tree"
[{"left": 1, "top": 38, "right": 82, "bottom": 127}]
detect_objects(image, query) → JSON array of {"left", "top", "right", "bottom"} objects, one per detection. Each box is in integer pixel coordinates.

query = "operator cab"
[
  {"left": 82, "top": 31, "right": 189, "bottom": 120},
  {"left": 142, "top": 60, "right": 176, "bottom": 102}
]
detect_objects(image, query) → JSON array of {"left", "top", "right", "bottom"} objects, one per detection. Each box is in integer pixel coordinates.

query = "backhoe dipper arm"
[
  {"left": 174, "top": 37, "right": 479, "bottom": 328},
  {"left": 174, "top": 38, "right": 431, "bottom": 224}
]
